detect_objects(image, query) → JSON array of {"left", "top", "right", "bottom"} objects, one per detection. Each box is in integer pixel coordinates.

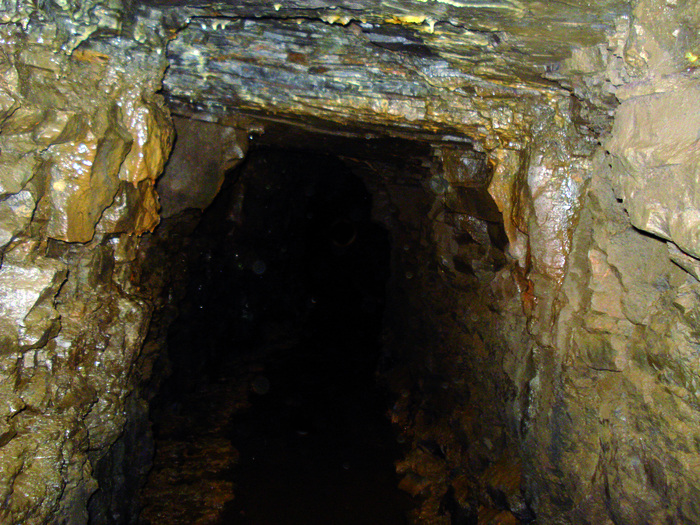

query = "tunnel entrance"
[{"left": 139, "top": 144, "right": 414, "bottom": 523}]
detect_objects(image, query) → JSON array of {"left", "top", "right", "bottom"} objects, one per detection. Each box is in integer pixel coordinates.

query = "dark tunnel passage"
[{"left": 140, "top": 146, "right": 415, "bottom": 524}]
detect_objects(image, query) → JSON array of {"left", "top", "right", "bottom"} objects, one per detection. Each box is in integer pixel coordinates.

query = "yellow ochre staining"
[
  {"left": 71, "top": 48, "right": 110, "bottom": 64},
  {"left": 414, "top": 0, "right": 523, "bottom": 10},
  {"left": 322, "top": 14, "right": 353, "bottom": 25},
  {"left": 384, "top": 15, "right": 438, "bottom": 34},
  {"left": 384, "top": 14, "right": 427, "bottom": 24},
  {"left": 686, "top": 51, "right": 698, "bottom": 64}
]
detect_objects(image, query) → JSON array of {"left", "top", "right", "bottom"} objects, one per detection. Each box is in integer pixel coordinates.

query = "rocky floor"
[
  {"left": 138, "top": 359, "right": 251, "bottom": 525},
  {"left": 139, "top": 328, "right": 414, "bottom": 525}
]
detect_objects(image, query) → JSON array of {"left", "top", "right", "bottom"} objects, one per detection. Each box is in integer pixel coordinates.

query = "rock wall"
[
  {"left": 509, "top": 2, "right": 700, "bottom": 522},
  {"left": 371, "top": 3, "right": 700, "bottom": 522},
  {"left": 0, "top": 3, "right": 173, "bottom": 523}
]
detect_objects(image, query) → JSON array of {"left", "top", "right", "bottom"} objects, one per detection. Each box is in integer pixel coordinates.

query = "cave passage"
[{"left": 141, "top": 146, "right": 414, "bottom": 524}]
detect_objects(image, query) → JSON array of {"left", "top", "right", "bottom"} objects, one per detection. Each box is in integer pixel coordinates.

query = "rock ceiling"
[{"left": 135, "top": 0, "right": 631, "bottom": 144}]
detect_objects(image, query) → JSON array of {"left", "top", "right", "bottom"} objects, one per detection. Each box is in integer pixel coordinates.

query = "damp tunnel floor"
[
  {"left": 139, "top": 147, "right": 416, "bottom": 524},
  {"left": 223, "top": 317, "right": 413, "bottom": 524}
]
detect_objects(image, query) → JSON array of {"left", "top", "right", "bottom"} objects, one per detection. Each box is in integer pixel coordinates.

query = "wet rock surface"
[
  {"left": 2, "top": 0, "right": 700, "bottom": 523},
  {"left": 0, "top": 4, "right": 173, "bottom": 523}
]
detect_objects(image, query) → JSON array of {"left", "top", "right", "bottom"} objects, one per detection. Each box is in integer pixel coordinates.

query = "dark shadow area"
[{"left": 142, "top": 146, "right": 414, "bottom": 524}]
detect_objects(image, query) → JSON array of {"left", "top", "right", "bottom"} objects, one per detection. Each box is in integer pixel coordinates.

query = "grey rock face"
[
  {"left": 609, "top": 80, "right": 700, "bottom": 259},
  {"left": 157, "top": 116, "right": 248, "bottom": 218}
]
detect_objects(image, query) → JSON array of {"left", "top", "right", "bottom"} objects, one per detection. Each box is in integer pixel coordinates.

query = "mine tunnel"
[
  {"left": 145, "top": 144, "right": 406, "bottom": 524},
  {"left": 4, "top": 1, "right": 700, "bottom": 525},
  {"left": 134, "top": 127, "right": 513, "bottom": 524}
]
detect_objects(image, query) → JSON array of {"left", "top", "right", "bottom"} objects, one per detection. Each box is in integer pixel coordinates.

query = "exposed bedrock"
[{"left": 0, "top": 0, "right": 699, "bottom": 523}]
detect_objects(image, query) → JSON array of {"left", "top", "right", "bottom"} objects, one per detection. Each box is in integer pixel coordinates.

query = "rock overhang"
[{"left": 134, "top": 0, "right": 632, "bottom": 149}]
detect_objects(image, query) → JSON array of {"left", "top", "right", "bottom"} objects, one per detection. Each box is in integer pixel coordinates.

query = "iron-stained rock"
[{"left": 1, "top": 0, "right": 700, "bottom": 523}]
